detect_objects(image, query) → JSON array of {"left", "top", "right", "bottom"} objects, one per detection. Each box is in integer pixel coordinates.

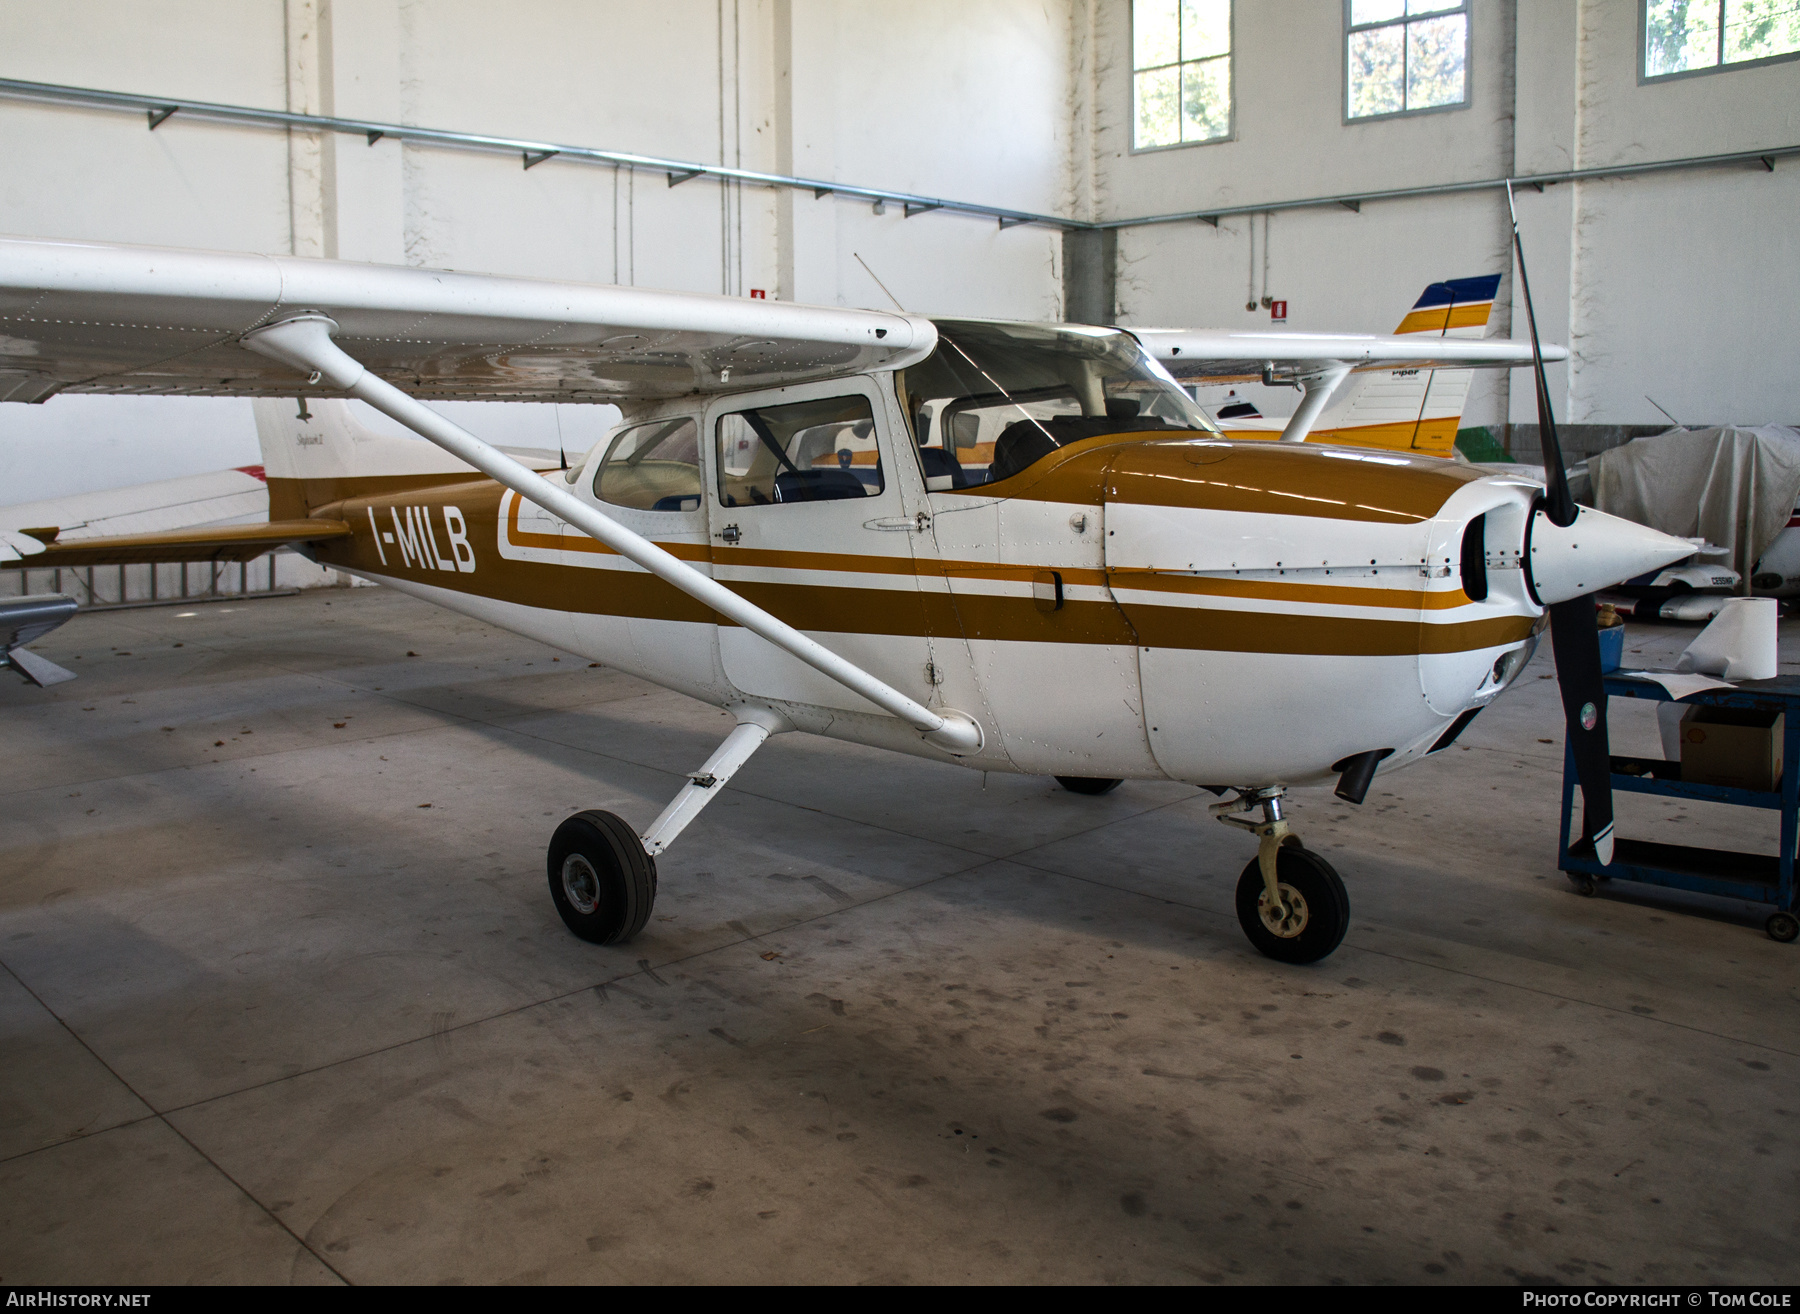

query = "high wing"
[
  {"left": 1134, "top": 327, "right": 1566, "bottom": 383},
  {"left": 1134, "top": 327, "right": 1565, "bottom": 444},
  {"left": 0, "top": 235, "right": 936, "bottom": 404}
]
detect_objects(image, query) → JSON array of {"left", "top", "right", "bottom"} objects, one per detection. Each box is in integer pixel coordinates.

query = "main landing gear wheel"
[
  {"left": 1235, "top": 846, "right": 1350, "bottom": 965},
  {"left": 1056, "top": 776, "right": 1122, "bottom": 795},
  {"left": 547, "top": 810, "right": 657, "bottom": 944},
  {"left": 1768, "top": 911, "right": 1799, "bottom": 943}
]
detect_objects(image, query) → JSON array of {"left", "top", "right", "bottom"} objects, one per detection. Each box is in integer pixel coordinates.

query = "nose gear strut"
[
  {"left": 1212, "top": 786, "right": 1351, "bottom": 964},
  {"left": 1213, "top": 786, "right": 1298, "bottom": 920}
]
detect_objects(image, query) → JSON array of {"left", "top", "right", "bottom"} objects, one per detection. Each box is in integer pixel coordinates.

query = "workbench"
[{"left": 1558, "top": 672, "right": 1800, "bottom": 942}]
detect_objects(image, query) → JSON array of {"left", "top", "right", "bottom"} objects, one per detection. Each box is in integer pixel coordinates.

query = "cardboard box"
[{"left": 1680, "top": 706, "right": 1784, "bottom": 793}]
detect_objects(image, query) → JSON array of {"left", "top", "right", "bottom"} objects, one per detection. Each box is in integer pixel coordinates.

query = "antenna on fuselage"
[
  {"left": 1645, "top": 396, "right": 1688, "bottom": 430},
  {"left": 853, "top": 252, "right": 906, "bottom": 312}
]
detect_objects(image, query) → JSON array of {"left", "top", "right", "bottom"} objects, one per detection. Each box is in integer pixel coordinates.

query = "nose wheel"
[
  {"left": 1234, "top": 845, "right": 1349, "bottom": 964},
  {"left": 1215, "top": 787, "right": 1350, "bottom": 964}
]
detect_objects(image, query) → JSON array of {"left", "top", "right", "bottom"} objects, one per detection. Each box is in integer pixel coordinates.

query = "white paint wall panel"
[
  {"left": 1568, "top": 167, "right": 1800, "bottom": 427},
  {"left": 0, "top": 0, "right": 1074, "bottom": 502},
  {"left": 0, "top": 1, "right": 289, "bottom": 107},
  {"left": 1091, "top": 0, "right": 1514, "bottom": 219}
]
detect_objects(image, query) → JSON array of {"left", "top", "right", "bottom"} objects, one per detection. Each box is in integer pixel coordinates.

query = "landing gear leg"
[
  {"left": 547, "top": 705, "right": 790, "bottom": 944},
  {"left": 1214, "top": 787, "right": 1349, "bottom": 964}
]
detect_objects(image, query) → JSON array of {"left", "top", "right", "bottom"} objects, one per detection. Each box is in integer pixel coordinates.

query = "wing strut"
[
  {"left": 240, "top": 315, "right": 983, "bottom": 756},
  {"left": 1278, "top": 363, "right": 1350, "bottom": 443}
]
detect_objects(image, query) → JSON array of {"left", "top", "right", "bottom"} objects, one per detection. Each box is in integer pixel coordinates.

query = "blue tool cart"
[{"left": 1558, "top": 672, "right": 1800, "bottom": 942}]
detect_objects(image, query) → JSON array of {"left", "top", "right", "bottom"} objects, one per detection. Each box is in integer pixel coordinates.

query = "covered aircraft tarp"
[{"left": 1591, "top": 426, "right": 1800, "bottom": 594}]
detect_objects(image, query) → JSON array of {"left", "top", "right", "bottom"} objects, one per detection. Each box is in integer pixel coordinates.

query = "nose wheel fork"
[{"left": 1214, "top": 788, "right": 1350, "bottom": 964}]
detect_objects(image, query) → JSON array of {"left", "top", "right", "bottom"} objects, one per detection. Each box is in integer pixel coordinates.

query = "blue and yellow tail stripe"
[{"left": 1393, "top": 273, "right": 1503, "bottom": 336}]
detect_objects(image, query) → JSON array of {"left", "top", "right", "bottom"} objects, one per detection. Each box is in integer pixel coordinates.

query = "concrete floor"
[{"left": 1, "top": 586, "right": 1795, "bottom": 1285}]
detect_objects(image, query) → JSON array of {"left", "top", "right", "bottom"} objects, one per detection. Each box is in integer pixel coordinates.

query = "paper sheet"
[{"left": 1612, "top": 669, "right": 1738, "bottom": 700}]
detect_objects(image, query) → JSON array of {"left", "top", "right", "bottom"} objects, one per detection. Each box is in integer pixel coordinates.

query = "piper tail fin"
[{"left": 1308, "top": 273, "right": 1502, "bottom": 456}]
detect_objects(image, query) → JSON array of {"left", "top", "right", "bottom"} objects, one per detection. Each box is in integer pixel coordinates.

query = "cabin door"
[{"left": 703, "top": 377, "right": 942, "bottom": 716}]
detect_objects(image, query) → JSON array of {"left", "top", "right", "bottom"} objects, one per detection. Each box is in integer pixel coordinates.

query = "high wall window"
[
  {"left": 1345, "top": 0, "right": 1469, "bottom": 121},
  {"left": 1643, "top": 0, "right": 1800, "bottom": 78},
  {"left": 1132, "top": 0, "right": 1233, "bottom": 150}
]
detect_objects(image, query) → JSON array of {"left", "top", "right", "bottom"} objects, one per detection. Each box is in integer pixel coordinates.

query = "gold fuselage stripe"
[
  {"left": 503, "top": 494, "right": 1468, "bottom": 610},
  {"left": 286, "top": 432, "right": 1522, "bottom": 659}
]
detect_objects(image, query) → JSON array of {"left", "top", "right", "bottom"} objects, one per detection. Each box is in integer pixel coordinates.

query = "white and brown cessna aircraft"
[{"left": 0, "top": 229, "right": 1689, "bottom": 963}]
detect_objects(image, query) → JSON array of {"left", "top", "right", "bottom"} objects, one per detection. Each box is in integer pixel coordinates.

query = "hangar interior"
[{"left": 1, "top": 0, "right": 1797, "bottom": 1286}]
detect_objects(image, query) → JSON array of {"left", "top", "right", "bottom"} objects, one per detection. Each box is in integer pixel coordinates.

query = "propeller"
[{"left": 1507, "top": 182, "right": 1614, "bottom": 866}]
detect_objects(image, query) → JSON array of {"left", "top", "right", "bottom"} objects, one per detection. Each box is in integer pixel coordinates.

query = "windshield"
[{"left": 898, "top": 320, "right": 1215, "bottom": 489}]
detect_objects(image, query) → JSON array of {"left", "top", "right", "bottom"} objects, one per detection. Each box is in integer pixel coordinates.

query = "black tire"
[
  {"left": 547, "top": 810, "right": 657, "bottom": 944},
  {"left": 1056, "top": 776, "right": 1123, "bottom": 796},
  {"left": 1767, "top": 912, "right": 1799, "bottom": 944},
  {"left": 1235, "top": 845, "right": 1349, "bottom": 965},
  {"left": 1569, "top": 873, "right": 1598, "bottom": 897}
]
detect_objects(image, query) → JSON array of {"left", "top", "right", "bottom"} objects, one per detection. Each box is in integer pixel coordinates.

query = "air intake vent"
[{"left": 1460, "top": 514, "right": 1488, "bottom": 601}]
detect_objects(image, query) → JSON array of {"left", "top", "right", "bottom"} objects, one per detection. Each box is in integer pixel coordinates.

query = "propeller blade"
[
  {"left": 1505, "top": 182, "right": 1577, "bottom": 530},
  {"left": 1549, "top": 596, "right": 1615, "bottom": 865},
  {"left": 1511, "top": 182, "right": 1612, "bottom": 866}
]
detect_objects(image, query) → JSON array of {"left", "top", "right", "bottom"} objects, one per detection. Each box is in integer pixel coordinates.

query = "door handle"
[{"left": 864, "top": 513, "right": 930, "bottom": 532}]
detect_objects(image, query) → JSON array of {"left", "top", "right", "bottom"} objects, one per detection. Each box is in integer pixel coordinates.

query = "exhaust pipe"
[{"left": 1332, "top": 749, "right": 1394, "bottom": 805}]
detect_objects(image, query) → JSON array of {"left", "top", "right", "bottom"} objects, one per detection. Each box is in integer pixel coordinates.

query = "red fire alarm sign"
[
  {"left": 1270, "top": 300, "right": 1287, "bottom": 322},
  {"left": 750, "top": 289, "right": 767, "bottom": 299}
]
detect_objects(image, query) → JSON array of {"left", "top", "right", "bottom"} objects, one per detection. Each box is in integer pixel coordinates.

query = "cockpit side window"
[
  {"left": 899, "top": 321, "right": 1216, "bottom": 488},
  {"left": 594, "top": 417, "right": 702, "bottom": 512},
  {"left": 715, "top": 394, "right": 885, "bottom": 507}
]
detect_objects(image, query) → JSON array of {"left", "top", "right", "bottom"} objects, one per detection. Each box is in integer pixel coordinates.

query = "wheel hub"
[
  {"left": 1258, "top": 882, "right": 1310, "bottom": 938},
  {"left": 562, "top": 854, "right": 601, "bottom": 914}
]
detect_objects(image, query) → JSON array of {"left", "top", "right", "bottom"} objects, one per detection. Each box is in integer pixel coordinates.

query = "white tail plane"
[{"left": 1214, "top": 274, "right": 1504, "bottom": 456}]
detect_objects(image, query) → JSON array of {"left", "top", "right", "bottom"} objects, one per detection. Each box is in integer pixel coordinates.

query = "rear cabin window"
[
  {"left": 594, "top": 417, "right": 702, "bottom": 512},
  {"left": 715, "top": 395, "right": 884, "bottom": 506},
  {"left": 898, "top": 320, "right": 1212, "bottom": 489}
]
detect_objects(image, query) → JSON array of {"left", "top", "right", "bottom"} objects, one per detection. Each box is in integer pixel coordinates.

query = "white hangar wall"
[
  {"left": 2, "top": 0, "right": 1795, "bottom": 500},
  {"left": 0, "top": 0, "right": 1073, "bottom": 500},
  {"left": 1540, "top": 3, "right": 1800, "bottom": 432},
  {"left": 1082, "top": 0, "right": 1800, "bottom": 441}
]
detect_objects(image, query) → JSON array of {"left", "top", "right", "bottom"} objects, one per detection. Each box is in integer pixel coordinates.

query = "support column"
[
  {"left": 284, "top": 0, "right": 335, "bottom": 259},
  {"left": 324, "top": 0, "right": 404, "bottom": 266},
  {"left": 1508, "top": 0, "right": 1582, "bottom": 452},
  {"left": 1062, "top": 228, "right": 1115, "bottom": 325},
  {"left": 772, "top": 0, "right": 839, "bottom": 306}
]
